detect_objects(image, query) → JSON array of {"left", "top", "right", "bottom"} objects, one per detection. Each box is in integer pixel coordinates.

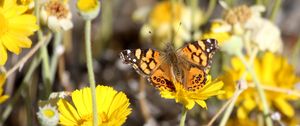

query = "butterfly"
[{"left": 120, "top": 39, "right": 219, "bottom": 92}]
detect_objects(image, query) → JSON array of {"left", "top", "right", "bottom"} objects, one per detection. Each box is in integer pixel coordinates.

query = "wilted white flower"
[
  {"left": 244, "top": 5, "right": 283, "bottom": 53},
  {"left": 37, "top": 104, "right": 59, "bottom": 126},
  {"left": 41, "top": 0, "right": 73, "bottom": 32}
]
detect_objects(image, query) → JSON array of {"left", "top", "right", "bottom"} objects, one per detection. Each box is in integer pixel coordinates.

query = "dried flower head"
[
  {"left": 41, "top": 0, "right": 73, "bottom": 32},
  {"left": 224, "top": 5, "right": 252, "bottom": 25}
]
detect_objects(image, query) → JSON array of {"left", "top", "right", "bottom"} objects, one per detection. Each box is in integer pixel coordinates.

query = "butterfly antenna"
[{"left": 171, "top": 22, "right": 182, "bottom": 46}]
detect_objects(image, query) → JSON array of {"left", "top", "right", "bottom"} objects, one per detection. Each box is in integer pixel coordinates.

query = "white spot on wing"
[
  {"left": 207, "top": 39, "right": 211, "bottom": 43},
  {"left": 206, "top": 49, "right": 210, "bottom": 52},
  {"left": 127, "top": 50, "right": 131, "bottom": 54},
  {"left": 133, "top": 59, "right": 137, "bottom": 62}
]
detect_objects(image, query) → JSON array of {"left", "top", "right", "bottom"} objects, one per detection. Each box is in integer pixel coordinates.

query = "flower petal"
[
  {"left": 57, "top": 99, "right": 80, "bottom": 125},
  {"left": 0, "top": 43, "right": 8, "bottom": 65}
]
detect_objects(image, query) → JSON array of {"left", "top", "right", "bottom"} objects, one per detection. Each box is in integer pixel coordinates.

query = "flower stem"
[
  {"left": 207, "top": 97, "right": 233, "bottom": 126},
  {"left": 34, "top": 0, "right": 51, "bottom": 97},
  {"left": 179, "top": 107, "right": 188, "bottom": 126},
  {"left": 236, "top": 51, "right": 273, "bottom": 126},
  {"left": 203, "top": 0, "right": 217, "bottom": 24},
  {"left": 50, "top": 31, "right": 62, "bottom": 84},
  {"left": 219, "top": 86, "right": 243, "bottom": 126},
  {"left": 270, "top": 0, "right": 282, "bottom": 22},
  {"left": 85, "top": 20, "right": 98, "bottom": 126}
]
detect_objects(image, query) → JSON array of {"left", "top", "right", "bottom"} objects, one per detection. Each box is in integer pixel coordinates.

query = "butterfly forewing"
[
  {"left": 120, "top": 49, "right": 161, "bottom": 76},
  {"left": 179, "top": 39, "right": 219, "bottom": 69}
]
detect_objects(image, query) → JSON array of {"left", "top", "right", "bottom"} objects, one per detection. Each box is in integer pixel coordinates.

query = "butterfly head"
[
  {"left": 120, "top": 49, "right": 137, "bottom": 64},
  {"left": 202, "top": 38, "right": 219, "bottom": 54}
]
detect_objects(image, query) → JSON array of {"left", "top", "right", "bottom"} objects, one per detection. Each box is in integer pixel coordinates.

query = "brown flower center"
[
  {"left": 45, "top": 0, "right": 69, "bottom": 19},
  {"left": 224, "top": 5, "right": 252, "bottom": 25}
]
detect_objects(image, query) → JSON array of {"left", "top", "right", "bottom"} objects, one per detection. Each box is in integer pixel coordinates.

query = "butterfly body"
[{"left": 120, "top": 39, "right": 219, "bottom": 92}]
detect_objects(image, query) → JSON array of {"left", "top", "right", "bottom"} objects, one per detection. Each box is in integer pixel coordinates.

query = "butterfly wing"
[
  {"left": 148, "top": 63, "right": 176, "bottom": 92},
  {"left": 120, "top": 49, "right": 176, "bottom": 92},
  {"left": 179, "top": 39, "right": 219, "bottom": 69},
  {"left": 179, "top": 39, "right": 219, "bottom": 91}
]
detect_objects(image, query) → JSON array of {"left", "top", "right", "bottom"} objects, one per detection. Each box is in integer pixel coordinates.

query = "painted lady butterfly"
[{"left": 120, "top": 39, "right": 219, "bottom": 92}]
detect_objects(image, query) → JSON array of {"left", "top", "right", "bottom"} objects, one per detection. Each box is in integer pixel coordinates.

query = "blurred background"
[{"left": 1, "top": 0, "right": 300, "bottom": 125}]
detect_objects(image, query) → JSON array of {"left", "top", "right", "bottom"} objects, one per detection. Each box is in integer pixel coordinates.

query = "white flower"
[
  {"left": 41, "top": 0, "right": 73, "bottom": 32},
  {"left": 37, "top": 104, "right": 59, "bottom": 126},
  {"left": 244, "top": 5, "right": 283, "bottom": 53}
]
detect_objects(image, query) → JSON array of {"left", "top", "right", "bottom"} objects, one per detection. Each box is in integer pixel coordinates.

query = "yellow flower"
[
  {"left": 0, "top": 73, "right": 9, "bottom": 104},
  {"left": 219, "top": 52, "right": 300, "bottom": 119},
  {"left": 17, "top": 0, "right": 34, "bottom": 9},
  {"left": 202, "top": 21, "right": 231, "bottom": 45},
  {"left": 77, "top": 0, "right": 100, "bottom": 20},
  {"left": 160, "top": 76, "right": 224, "bottom": 110},
  {"left": 0, "top": 0, "right": 38, "bottom": 65},
  {"left": 57, "top": 85, "right": 131, "bottom": 126},
  {"left": 141, "top": 1, "right": 203, "bottom": 49}
]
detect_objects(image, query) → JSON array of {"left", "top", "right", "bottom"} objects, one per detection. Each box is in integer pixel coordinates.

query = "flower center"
[
  {"left": 45, "top": 0, "right": 68, "bottom": 19},
  {"left": 77, "top": 112, "right": 109, "bottom": 125},
  {"left": 0, "top": 12, "right": 8, "bottom": 36},
  {"left": 42, "top": 108, "right": 55, "bottom": 118}
]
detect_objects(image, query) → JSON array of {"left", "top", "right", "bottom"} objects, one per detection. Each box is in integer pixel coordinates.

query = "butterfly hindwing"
[
  {"left": 185, "top": 67, "right": 207, "bottom": 91},
  {"left": 148, "top": 65, "right": 176, "bottom": 92},
  {"left": 120, "top": 49, "right": 161, "bottom": 76},
  {"left": 179, "top": 39, "right": 218, "bottom": 69}
]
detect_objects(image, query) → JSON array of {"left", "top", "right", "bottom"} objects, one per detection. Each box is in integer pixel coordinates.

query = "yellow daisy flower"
[
  {"left": 77, "top": 0, "right": 100, "bottom": 20},
  {"left": 140, "top": 1, "right": 203, "bottom": 49},
  {"left": 219, "top": 52, "right": 300, "bottom": 119},
  {"left": 160, "top": 76, "right": 224, "bottom": 110},
  {"left": 0, "top": 73, "right": 9, "bottom": 104},
  {"left": 57, "top": 85, "right": 131, "bottom": 126},
  {"left": 202, "top": 21, "right": 231, "bottom": 45},
  {"left": 0, "top": 0, "right": 38, "bottom": 65}
]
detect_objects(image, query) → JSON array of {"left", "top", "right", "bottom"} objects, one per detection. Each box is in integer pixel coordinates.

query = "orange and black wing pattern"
[
  {"left": 179, "top": 39, "right": 219, "bottom": 69},
  {"left": 120, "top": 49, "right": 161, "bottom": 76},
  {"left": 120, "top": 49, "right": 176, "bottom": 92}
]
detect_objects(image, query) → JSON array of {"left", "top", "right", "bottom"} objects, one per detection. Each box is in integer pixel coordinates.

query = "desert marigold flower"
[
  {"left": 0, "top": 73, "right": 9, "bottom": 104},
  {"left": 17, "top": 0, "right": 34, "bottom": 9},
  {"left": 219, "top": 52, "right": 300, "bottom": 119},
  {"left": 160, "top": 75, "right": 224, "bottom": 110},
  {"left": 57, "top": 85, "right": 131, "bottom": 126},
  {"left": 140, "top": 1, "right": 203, "bottom": 49},
  {"left": 37, "top": 104, "right": 60, "bottom": 126},
  {"left": 77, "top": 0, "right": 100, "bottom": 20},
  {"left": 202, "top": 21, "right": 231, "bottom": 44},
  {"left": 0, "top": 0, "right": 38, "bottom": 65},
  {"left": 41, "top": 0, "right": 73, "bottom": 32}
]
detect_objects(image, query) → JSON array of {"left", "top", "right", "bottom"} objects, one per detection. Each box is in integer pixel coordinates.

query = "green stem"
[
  {"left": 34, "top": 0, "right": 51, "bottom": 97},
  {"left": 219, "top": 86, "right": 243, "bottom": 126},
  {"left": 50, "top": 32, "right": 62, "bottom": 84},
  {"left": 179, "top": 107, "right": 188, "bottom": 126},
  {"left": 236, "top": 51, "right": 273, "bottom": 126},
  {"left": 270, "top": 0, "right": 282, "bottom": 22},
  {"left": 203, "top": 0, "right": 217, "bottom": 24},
  {"left": 85, "top": 20, "right": 98, "bottom": 126}
]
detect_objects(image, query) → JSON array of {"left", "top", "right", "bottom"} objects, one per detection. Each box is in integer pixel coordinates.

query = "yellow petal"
[
  {"left": 57, "top": 99, "right": 80, "bottom": 125},
  {"left": 2, "top": 35, "right": 21, "bottom": 54},
  {"left": 242, "top": 98, "right": 256, "bottom": 112},
  {"left": 72, "top": 88, "right": 92, "bottom": 117},
  {"left": 237, "top": 107, "right": 247, "bottom": 119},
  {"left": 0, "top": 43, "right": 8, "bottom": 65},
  {"left": 9, "top": 15, "right": 39, "bottom": 36},
  {"left": 195, "top": 100, "right": 207, "bottom": 109},
  {"left": 273, "top": 98, "right": 294, "bottom": 117}
]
